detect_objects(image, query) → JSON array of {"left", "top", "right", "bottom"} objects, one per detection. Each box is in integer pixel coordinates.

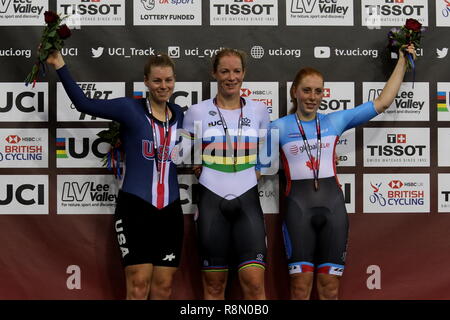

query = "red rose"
[
  {"left": 57, "top": 25, "right": 71, "bottom": 39},
  {"left": 404, "top": 18, "right": 422, "bottom": 32},
  {"left": 44, "top": 11, "right": 59, "bottom": 24}
]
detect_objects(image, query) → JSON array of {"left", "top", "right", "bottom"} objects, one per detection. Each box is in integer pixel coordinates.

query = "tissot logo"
[
  {"left": 364, "top": 128, "right": 429, "bottom": 167},
  {"left": 210, "top": 0, "right": 278, "bottom": 26},
  {"left": 362, "top": 0, "right": 428, "bottom": 27},
  {"left": 57, "top": 0, "right": 125, "bottom": 26},
  {"left": 387, "top": 133, "right": 406, "bottom": 143}
]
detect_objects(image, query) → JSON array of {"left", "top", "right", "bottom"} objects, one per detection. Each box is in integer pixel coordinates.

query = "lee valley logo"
[
  {"left": 287, "top": 0, "right": 354, "bottom": 26},
  {"left": 0, "top": 0, "right": 47, "bottom": 25},
  {"left": 57, "top": 175, "right": 119, "bottom": 214},
  {"left": 61, "top": 182, "right": 117, "bottom": 203}
]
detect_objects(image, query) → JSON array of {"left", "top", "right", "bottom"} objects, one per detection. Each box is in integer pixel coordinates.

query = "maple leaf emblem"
[{"left": 306, "top": 156, "right": 319, "bottom": 171}]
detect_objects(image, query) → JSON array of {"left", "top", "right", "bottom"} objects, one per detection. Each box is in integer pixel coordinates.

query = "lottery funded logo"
[
  {"left": 134, "top": 0, "right": 202, "bottom": 25},
  {"left": 56, "top": 128, "right": 111, "bottom": 168},
  {"left": 363, "top": 173, "right": 429, "bottom": 213},
  {"left": 0, "top": 175, "right": 48, "bottom": 214},
  {"left": 0, "top": 129, "right": 48, "bottom": 168},
  {"left": 0, "top": 83, "right": 48, "bottom": 122},
  {"left": 57, "top": 0, "right": 126, "bottom": 26},
  {"left": 362, "top": 0, "right": 428, "bottom": 27},
  {"left": 287, "top": 0, "right": 354, "bottom": 26},
  {"left": 364, "top": 127, "right": 429, "bottom": 167},
  {"left": 210, "top": 0, "right": 278, "bottom": 26},
  {"left": 57, "top": 175, "right": 119, "bottom": 214},
  {"left": 364, "top": 82, "right": 429, "bottom": 121},
  {"left": 57, "top": 82, "right": 125, "bottom": 122}
]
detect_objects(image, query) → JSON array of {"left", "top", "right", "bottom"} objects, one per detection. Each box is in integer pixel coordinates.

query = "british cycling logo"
[{"left": 369, "top": 182, "right": 386, "bottom": 206}]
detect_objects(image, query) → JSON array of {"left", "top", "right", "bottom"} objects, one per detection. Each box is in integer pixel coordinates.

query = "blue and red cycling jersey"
[{"left": 57, "top": 65, "right": 183, "bottom": 209}]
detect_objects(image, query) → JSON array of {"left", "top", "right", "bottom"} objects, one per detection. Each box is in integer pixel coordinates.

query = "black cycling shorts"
[
  {"left": 282, "top": 177, "right": 348, "bottom": 276},
  {"left": 196, "top": 185, "right": 267, "bottom": 272},
  {"left": 114, "top": 190, "right": 184, "bottom": 268}
]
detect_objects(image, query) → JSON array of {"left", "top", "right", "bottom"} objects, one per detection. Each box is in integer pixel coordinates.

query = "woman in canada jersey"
[{"left": 271, "top": 45, "right": 416, "bottom": 300}]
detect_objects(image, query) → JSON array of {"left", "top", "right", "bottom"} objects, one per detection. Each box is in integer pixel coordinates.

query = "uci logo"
[
  {"left": 58, "top": 137, "right": 109, "bottom": 159},
  {"left": 0, "top": 91, "right": 45, "bottom": 113},
  {"left": 169, "top": 90, "right": 199, "bottom": 113},
  {"left": 0, "top": 184, "right": 45, "bottom": 205},
  {"left": 240, "top": 117, "right": 251, "bottom": 127}
]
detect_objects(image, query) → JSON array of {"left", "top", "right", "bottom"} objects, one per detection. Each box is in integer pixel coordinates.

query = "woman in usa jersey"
[{"left": 46, "top": 51, "right": 184, "bottom": 300}]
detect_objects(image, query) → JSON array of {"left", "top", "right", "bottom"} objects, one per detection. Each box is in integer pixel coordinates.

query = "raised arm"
[
  {"left": 374, "top": 45, "right": 417, "bottom": 113},
  {"left": 46, "top": 50, "right": 133, "bottom": 122}
]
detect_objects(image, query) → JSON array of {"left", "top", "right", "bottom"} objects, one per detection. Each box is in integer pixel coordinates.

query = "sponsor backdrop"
[{"left": 0, "top": 0, "right": 449, "bottom": 300}]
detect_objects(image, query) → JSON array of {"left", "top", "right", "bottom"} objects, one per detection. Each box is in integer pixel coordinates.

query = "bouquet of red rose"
[
  {"left": 387, "top": 18, "right": 424, "bottom": 72},
  {"left": 25, "top": 11, "right": 72, "bottom": 88}
]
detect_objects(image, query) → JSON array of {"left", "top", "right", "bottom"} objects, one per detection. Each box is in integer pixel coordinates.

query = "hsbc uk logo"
[{"left": 5, "top": 135, "right": 20, "bottom": 144}]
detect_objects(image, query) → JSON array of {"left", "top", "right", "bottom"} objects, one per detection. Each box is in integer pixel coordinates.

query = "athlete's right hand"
[{"left": 45, "top": 49, "right": 65, "bottom": 70}]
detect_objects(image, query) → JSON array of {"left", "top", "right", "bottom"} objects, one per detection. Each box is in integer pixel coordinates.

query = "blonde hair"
[{"left": 212, "top": 48, "right": 247, "bottom": 73}]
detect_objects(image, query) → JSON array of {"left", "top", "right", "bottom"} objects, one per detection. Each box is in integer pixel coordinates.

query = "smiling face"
[
  {"left": 293, "top": 74, "right": 324, "bottom": 121},
  {"left": 213, "top": 54, "right": 246, "bottom": 99},
  {"left": 144, "top": 65, "right": 175, "bottom": 106}
]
